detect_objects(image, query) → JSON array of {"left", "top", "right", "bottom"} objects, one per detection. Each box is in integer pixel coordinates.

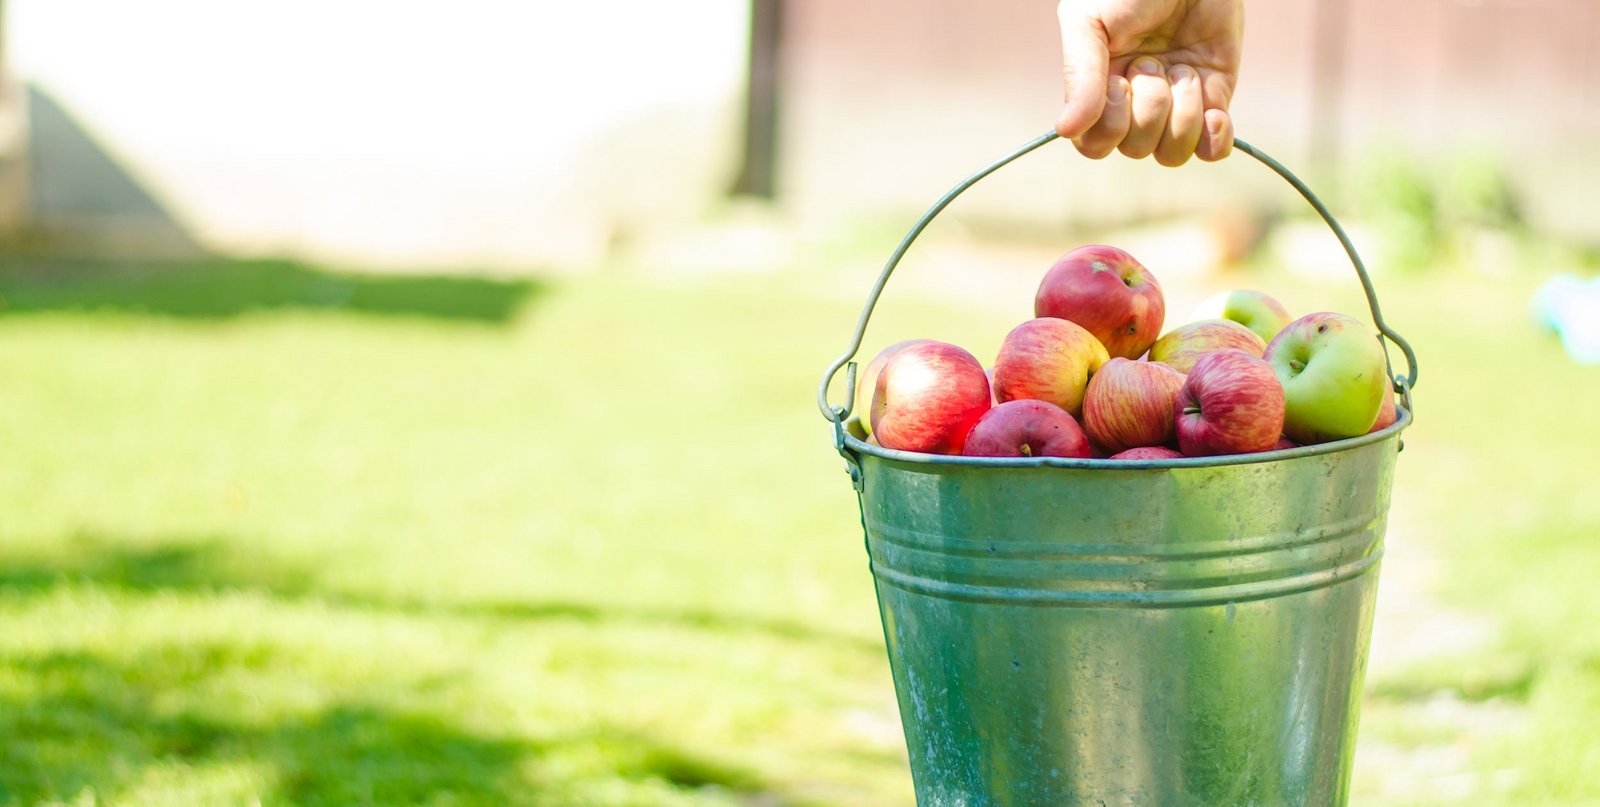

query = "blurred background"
[{"left": 0, "top": 0, "right": 1596, "bottom": 804}]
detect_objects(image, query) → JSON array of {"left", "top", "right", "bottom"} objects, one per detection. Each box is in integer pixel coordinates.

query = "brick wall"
[{"left": 780, "top": 0, "right": 1600, "bottom": 238}]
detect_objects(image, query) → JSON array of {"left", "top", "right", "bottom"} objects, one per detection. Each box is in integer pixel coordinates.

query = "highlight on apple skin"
[
  {"left": 1081, "top": 357, "right": 1187, "bottom": 454},
  {"left": 961, "top": 399, "right": 1092, "bottom": 458},
  {"left": 870, "top": 340, "right": 992, "bottom": 455},
  {"left": 991, "top": 317, "right": 1110, "bottom": 417},
  {"left": 1148, "top": 318, "right": 1268, "bottom": 375},
  {"left": 1174, "top": 349, "right": 1287, "bottom": 457},
  {"left": 851, "top": 339, "right": 932, "bottom": 438},
  {"left": 1034, "top": 245, "right": 1166, "bottom": 360},
  {"left": 1264, "top": 312, "right": 1388, "bottom": 444}
]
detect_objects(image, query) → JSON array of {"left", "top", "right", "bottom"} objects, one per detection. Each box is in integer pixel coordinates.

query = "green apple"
[
  {"left": 1192, "top": 289, "right": 1293, "bottom": 343},
  {"left": 1263, "top": 312, "right": 1388, "bottom": 444}
]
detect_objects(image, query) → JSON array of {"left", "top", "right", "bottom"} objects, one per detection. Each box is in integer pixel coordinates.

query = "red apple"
[
  {"left": 1081, "top": 357, "right": 1187, "bottom": 454},
  {"left": 992, "top": 317, "right": 1110, "bottom": 416},
  {"left": 1148, "top": 319, "right": 1267, "bottom": 374},
  {"left": 1035, "top": 245, "right": 1166, "bottom": 360},
  {"left": 1174, "top": 349, "right": 1286, "bottom": 456},
  {"left": 962, "top": 399, "right": 1091, "bottom": 458},
  {"left": 1273, "top": 435, "right": 1299, "bottom": 451},
  {"left": 1368, "top": 381, "right": 1398, "bottom": 433},
  {"left": 852, "top": 339, "right": 932, "bottom": 438},
  {"left": 870, "top": 341, "right": 991, "bottom": 454},
  {"left": 1107, "top": 446, "right": 1185, "bottom": 460}
]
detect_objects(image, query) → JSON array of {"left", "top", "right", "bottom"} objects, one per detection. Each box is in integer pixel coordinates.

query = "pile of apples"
[{"left": 853, "top": 245, "right": 1398, "bottom": 460}]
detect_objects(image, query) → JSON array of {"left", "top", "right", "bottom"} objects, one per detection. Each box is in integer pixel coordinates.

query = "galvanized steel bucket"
[{"left": 816, "top": 133, "right": 1419, "bottom": 806}]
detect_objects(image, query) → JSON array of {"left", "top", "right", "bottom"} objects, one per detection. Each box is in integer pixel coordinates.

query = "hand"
[{"left": 1054, "top": 0, "right": 1244, "bottom": 165}]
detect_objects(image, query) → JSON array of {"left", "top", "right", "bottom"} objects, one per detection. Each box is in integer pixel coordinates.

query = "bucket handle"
[{"left": 815, "top": 131, "right": 1419, "bottom": 427}]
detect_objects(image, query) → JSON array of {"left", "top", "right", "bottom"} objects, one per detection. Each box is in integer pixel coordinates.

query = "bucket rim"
[{"left": 846, "top": 406, "right": 1410, "bottom": 470}]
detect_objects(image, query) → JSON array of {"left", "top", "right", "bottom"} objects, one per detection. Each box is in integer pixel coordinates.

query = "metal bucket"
[{"left": 817, "top": 133, "right": 1419, "bottom": 806}]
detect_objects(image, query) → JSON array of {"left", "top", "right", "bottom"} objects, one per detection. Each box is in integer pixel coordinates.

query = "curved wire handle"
[{"left": 815, "top": 131, "right": 1419, "bottom": 424}]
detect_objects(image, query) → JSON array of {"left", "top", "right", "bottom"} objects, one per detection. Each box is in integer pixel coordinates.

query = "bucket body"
[{"left": 851, "top": 416, "right": 1405, "bottom": 806}]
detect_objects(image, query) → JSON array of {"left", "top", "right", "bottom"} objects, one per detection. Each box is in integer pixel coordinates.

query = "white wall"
[{"left": 9, "top": 1, "right": 749, "bottom": 268}]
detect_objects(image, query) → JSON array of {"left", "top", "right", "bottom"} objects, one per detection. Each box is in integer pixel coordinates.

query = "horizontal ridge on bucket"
[{"left": 854, "top": 412, "right": 1404, "bottom": 610}]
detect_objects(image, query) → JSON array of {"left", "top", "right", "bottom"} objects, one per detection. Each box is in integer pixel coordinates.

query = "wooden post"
[
  {"left": 731, "top": 0, "right": 783, "bottom": 199},
  {"left": 1308, "top": 0, "right": 1348, "bottom": 184},
  {"left": 0, "top": 0, "right": 28, "bottom": 235}
]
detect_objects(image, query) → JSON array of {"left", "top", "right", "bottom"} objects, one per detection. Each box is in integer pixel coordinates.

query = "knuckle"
[
  {"left": 1155, "top": 149, "right": 1191, "bottom": 168},
  {"left": 1075, "top": 142, "right": 1111, "bottom": 160},
  {"left": 1118, "top": 141, "right": 1153, "bottom": 160}
]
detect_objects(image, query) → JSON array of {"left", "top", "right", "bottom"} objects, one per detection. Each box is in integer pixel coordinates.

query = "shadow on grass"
[
  {"left": 0, "top": 650, "right": 527, "bottom": 804},
  {"left": 0, "top": 536, "right": 883, "bottom": 657},
  {"left": 0, "top": 649, "right": 783, "bottom": 806},
  {"left": 0, "top": 256, "right": 546, "bottom": 324}
]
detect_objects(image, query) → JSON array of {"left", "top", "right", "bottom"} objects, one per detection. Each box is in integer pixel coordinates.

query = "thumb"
[{"left": 1055, "top": 7, "right": 1110, "bottom": 139}]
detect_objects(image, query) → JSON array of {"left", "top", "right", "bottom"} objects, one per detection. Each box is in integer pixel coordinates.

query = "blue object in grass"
[{"left": 1533, "top": 274, "right": 1600, "bottom": 365}]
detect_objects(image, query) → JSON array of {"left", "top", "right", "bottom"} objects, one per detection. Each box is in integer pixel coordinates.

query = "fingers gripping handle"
[{"left": 816, "top": 131, "right": 1420, "bottom": 425}]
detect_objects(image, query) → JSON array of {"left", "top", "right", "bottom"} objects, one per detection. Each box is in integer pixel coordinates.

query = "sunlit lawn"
[{"left": 1, "top": 241, "right": 1596, "bottom": 805}]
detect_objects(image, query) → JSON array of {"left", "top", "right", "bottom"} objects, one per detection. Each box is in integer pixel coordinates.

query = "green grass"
[{"left": 2, "top": 246, "right": 1598, "bottom": 805}]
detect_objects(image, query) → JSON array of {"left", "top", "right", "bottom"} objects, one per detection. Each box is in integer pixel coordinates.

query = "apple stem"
[
  {"left": 1020, "top": 444, "right": 1033, "bottom": 457},
  {"left": 1289, "top": 359, "right": 1306, "bottom": 373},
  {"left": 1182, "top": 405, "right": 1201, "bottom": 416}
]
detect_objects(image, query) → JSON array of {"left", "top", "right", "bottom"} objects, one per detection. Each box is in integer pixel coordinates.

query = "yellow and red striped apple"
[
  {"left": 1149, "top": 318, "right": 1267, "bottom": 374},
  {"left": 1175, "top": 349, "right": 1286, "bottom": 456},
  {"left": 1081, "top": 357, "right": 1186, "bottom": 454},
  {"left": 991, "top": 317, "right": 1110, "bottom": 417}
]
